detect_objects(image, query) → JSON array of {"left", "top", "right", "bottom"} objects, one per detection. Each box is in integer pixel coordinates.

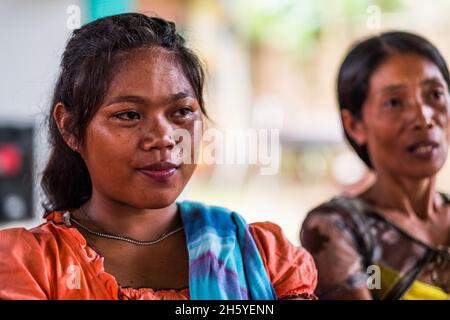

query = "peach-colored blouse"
[{"left": 0, "top": 211, "right": 317, "bottom": 300}]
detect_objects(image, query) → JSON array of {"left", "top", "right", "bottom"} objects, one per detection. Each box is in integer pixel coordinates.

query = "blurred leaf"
[{"left": 232, "top": 0, "right": 403, "bottom": 61}]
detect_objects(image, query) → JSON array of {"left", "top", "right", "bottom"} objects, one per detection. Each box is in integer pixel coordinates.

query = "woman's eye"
[
  {"left": 430, "top": 90, "right": 445, "bottom": 101},
  {"left": 385, "top": 97, "right": 402, "bottom": 108},
  {"left": 173, "top": 107, "right": 193, "bottom": 118},
  {"left": 114, "top": 111, "right": 141, "bottom": 121}
]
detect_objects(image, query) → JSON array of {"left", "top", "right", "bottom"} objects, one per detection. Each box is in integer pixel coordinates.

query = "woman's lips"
[
  {"left": 138, "top": 162, "right": 179, "bottom": 181},
  {"left": 407, "top": 141, "right": 439, "bottom": 159}
]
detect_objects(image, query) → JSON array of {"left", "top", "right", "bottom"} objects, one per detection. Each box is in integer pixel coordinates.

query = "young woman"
[
  {"left": 301, "top": 31, "right": 450, "bottom": 300},
  {"left": 0, "top": 13, "right": 316, "bottom": 300}
]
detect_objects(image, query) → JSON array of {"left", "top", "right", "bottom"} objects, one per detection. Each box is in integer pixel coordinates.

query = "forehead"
[
  {"left": 369, "top": 53, "right": 446, "bottom": 90},
  {"left": 104, "top": 48, "right": 194, "bottom": 101}
]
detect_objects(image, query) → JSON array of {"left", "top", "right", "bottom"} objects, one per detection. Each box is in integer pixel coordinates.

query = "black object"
[{"left": 0, "top": 125, "right": 34, "bottom": 222}]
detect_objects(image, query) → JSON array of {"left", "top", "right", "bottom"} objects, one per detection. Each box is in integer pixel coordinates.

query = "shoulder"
[
  {"left": 249, "top": 222, "right": 317, "bottom": 299},
  {"left": 0, "top": 223, "right": 61, "bottom": 299},
  {"left": 1, "top": 210, "right": 76, "bottom": 245},
  {"left": 249, "top": 221, "right": 314, "bottom": 267},
  {"left": 249, "top": 222, "right": 295, "bottom": 249},
  {"left": 306, "top": 196, "right": 363, "bottom": 219},
  {"left": 178, "top": 201, "right": 238, "bottom": 226},
  {"left": 300, "top": 196, "right": 377, "bottom": 281},
  {"left": 0, "top": 219, "right": 72, "bottom": 270},
  {"left": 0, "top": 223, "right": 55, "bottom": 251},
  {"left": 0, "top": 212, "right": 98, "bottom": 300},
  {"left": 302, "top": 195, "right": 372, "bottom": 236},
  {"left": 0, "top": 211, "right": 82, "bottom": 273},
  {"left": 178, "top": 200, "right": 231, "bottom": 214}
]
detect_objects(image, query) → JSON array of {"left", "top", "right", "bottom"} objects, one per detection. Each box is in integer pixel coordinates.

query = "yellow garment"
[
  {"left": 403, "top": 280, "right": 449, "bottom": 300},
  {"left": 373, "top": 265, "right": 449, "bottom": 300}
]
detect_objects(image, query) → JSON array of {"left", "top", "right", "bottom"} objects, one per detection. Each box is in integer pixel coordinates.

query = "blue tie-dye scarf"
[{"left": 178, "top": 201, "right": 277, "bottom": 300}]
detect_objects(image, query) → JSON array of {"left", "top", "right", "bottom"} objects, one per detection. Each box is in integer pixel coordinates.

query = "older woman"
[
  {"left": 0, "top": 13, "right": 316, "bottom": 300},
  {"left": 301, "top": 31, "right": 450, "bottom": 300}
]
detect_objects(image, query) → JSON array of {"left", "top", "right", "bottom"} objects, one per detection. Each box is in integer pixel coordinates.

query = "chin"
[
  {"left": 404, "top": 163, "right": 444, "bottom": 180},
  {"left": 139, "top": 191, "right": 180, "bottom": 209}
]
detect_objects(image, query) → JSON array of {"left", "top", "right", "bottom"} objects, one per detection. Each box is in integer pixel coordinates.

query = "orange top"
[{"left": 0, "top": 211, "right": 317, "bottom": 300}]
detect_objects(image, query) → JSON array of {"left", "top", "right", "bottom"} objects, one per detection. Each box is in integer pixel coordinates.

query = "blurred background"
[{"left": 2, "top": 0, "right": 450, "bottom": 244}]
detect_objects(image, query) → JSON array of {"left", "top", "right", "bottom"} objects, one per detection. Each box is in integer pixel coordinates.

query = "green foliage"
[{"left": 233, "top": 0, "right": 403, "bottom": 60}]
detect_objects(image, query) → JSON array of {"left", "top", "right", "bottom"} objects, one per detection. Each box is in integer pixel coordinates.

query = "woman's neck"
[
  {"left": 363, "top": 170, "right": 440, "bottom": 220},
  {"left": 79, "top": 192, "right": 181, "bottom": 242}
]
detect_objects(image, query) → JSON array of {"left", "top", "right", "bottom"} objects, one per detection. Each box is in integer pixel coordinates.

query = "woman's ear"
[
  {"left": 53, "top": 102, "right": 79, "bottom": 152},
  {"left": 341, "top": 109, "right": 368, "bottom": 146}
]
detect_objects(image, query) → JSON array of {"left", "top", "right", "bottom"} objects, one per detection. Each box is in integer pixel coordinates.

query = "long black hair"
[
  {"left": 337, "top": 31, "right": 450, "bottom": 168},
  {"left": 41, "top": 13, "right": 206, "bottom": 213}
]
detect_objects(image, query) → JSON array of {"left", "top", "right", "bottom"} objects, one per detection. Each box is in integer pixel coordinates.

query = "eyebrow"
[
  {"left": 104, "top": 91, "right": 195, "bottom": 107},
  {"left": 381, "top": 84, "right": 406, "bottom": 93},
  {"left": 380, "top": 78, "right": 447, "bottom": 94},
  {"left": 421, "top": 78, "right": 446, "bottom": 86}
]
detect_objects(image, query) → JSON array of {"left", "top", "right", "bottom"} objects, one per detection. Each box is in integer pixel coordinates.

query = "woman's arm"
[
  {"left": 300, "top": 212, "right": 372, "bottom": 300},
  {"left": 250, "top": 222, "right": 318, "bottom": 300}
]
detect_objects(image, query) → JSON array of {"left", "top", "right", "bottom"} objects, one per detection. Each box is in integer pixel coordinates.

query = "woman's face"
[
  {"left": 79, "top": 48, "right": 202, "bottom": 209},
  {"left": 356, "top": 53, "right": 450, "bottom": 179}
]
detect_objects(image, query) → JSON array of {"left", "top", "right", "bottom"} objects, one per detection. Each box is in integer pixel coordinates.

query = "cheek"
[
  {"left": 441, "top": 122, "right": 450, "bottom": 160},
  {"left": 442, "top": 113, "right": 450, "bottom": 139},
  {"left": 183, "top": 120, "right": 203, "bottom": 163},
  {"left": 179, "top": 163, "right": 197, "bottom": 182},
  {"left": 436, "top": 112, "right": 450, "bottom": 154},
  {"left": 366, "top": 121, "right": 399, "bottom": 154},
  {"left": 363, "top": 120, "right": 407, "bottom": 171},
  {"left": 82, "top": 127, "right": 135, "bottom": 179}
]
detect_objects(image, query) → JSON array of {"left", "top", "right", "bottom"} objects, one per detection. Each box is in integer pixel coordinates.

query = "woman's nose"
[
  {"left": 140, "top": 118, "right": 177, "bottom": 151},
  {"left": 412, "top": 102, "right": 435, "bottom": 131}
]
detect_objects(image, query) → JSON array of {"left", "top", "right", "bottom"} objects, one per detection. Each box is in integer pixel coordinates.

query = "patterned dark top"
[{"left": 301, "top": 195, "right": 450, "bottom": 300}]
